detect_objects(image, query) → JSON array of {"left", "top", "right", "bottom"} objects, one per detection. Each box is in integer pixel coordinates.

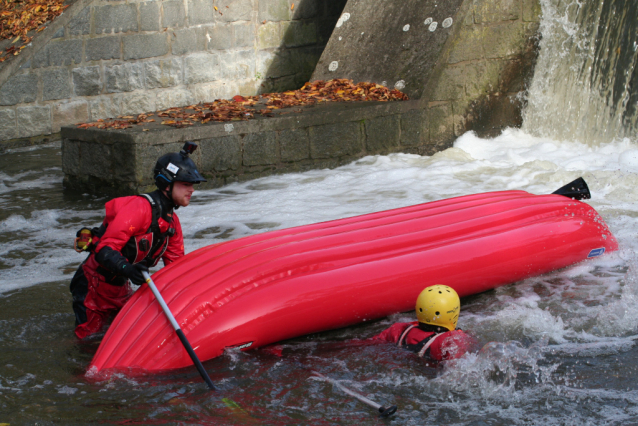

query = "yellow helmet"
[{"left": 415, "top": 285, "right": 460, "bottom": 331}]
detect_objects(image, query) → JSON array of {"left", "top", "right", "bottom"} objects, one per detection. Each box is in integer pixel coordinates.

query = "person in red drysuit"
[
  {"left": 70, "top": 142, "right": 206, "bottom": 339},
  {"left": 373, "top": 285, "right": 476, "bottom": 361}
]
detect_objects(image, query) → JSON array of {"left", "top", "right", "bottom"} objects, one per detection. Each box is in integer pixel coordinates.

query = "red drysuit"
[
  {"left": 72, "top": 192, "right": 184, "bottom": 339},
  {"left": 373, "top": 321, "right": 475, "bottom": 360}
]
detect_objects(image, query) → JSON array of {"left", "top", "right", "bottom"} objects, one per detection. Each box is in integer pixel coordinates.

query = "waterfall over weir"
[{"left": 523, "top": 0, "right": 638, "bottom": 144}]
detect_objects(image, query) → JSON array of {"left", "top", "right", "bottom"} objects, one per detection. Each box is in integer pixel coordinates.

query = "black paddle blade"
[
  {"left": 378, "top": 405, "right": 397, "bottom": 417},
  {"left": 552, "top": 177, "right": 591, "bottom": 200}
]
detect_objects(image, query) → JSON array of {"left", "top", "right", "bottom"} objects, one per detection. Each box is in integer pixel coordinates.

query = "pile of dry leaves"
[
  {"left": 76, "top": 79, "right": 409, "bottom": 130},
  {"left": 0, "top": 0, "right": 68, "bottom": 62}
]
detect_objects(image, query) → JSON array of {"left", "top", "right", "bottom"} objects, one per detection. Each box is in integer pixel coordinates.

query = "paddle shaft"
[
  {"left": 311, "top": 371, "right": 397, "bottom": 417},
  {"left": 142, "top": 271, "right": 215, "bottom": 390}
]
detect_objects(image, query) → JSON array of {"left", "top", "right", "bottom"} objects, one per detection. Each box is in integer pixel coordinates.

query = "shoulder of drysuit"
[
  {"left": 96, "top": 195, "right": 154, "bottom": 252},
  {"left": 430, "top": 329, "right": 475, "bottom": 360},
  {"left": 372, "top": 321, "right": 420, "bottom": 343}
]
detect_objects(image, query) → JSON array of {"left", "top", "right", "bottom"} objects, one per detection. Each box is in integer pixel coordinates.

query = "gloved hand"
[{"left": 122, "top": 263, "right": 149, "bottom": 286}]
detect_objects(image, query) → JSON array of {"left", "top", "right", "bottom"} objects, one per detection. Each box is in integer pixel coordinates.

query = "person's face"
[{"left": 171, "top": 181, "right": 195, "bottom": 207}]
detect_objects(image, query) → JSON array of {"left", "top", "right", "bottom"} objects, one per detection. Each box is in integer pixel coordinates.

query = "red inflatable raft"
[{"left": 89, "top": 184, "right": 617, "bottom": 373}]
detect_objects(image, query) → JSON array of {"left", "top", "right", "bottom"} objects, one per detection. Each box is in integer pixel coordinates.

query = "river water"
[{"left": 3, "top": 1, "right": 638, "bottom": 425}]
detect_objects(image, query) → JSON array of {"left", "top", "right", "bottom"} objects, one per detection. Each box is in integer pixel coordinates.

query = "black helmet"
[{"left": 154, "top": 142, "right": 207, "bottom": 190}]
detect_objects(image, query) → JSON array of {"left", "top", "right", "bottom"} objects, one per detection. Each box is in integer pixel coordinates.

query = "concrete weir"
[{"left": 60, "top": 0, "right": 541, "bottom": 195}]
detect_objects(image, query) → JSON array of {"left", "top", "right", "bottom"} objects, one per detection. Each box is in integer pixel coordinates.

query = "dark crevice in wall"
[{"left": 259, "top": 0, "right": 348, "bottom": 94}]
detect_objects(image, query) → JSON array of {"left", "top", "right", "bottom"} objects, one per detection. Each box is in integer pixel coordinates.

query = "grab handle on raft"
[
  {"left": 552, "top": 177, "right": 591, "bottom": 200},
  {"left": 311, "top": 371, "right": 397, "bottom": 417},
  {"left": 142, "top": 271, "right": 216, "bottom": 390}
]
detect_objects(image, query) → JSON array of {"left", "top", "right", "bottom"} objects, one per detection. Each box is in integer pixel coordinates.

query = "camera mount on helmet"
[{"left": 180, "top": 141, "right": 198, "bottom": 157}]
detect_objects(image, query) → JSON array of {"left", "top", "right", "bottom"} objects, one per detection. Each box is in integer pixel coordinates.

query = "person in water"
[
  {"left": 69, "top": 142, "right": 206, "bottom": 339},
  {"left": 373, "top": 284, "right": 475, "bottom": 360}
]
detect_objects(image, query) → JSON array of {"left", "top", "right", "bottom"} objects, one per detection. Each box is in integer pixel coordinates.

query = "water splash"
[{"left": 523, "top": 0, "right": 638, "bottom": 145}]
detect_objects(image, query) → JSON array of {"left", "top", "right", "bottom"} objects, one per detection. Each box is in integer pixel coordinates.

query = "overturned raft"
[{"left": 90, "top": 188, "right": 618, "bottom": 372}]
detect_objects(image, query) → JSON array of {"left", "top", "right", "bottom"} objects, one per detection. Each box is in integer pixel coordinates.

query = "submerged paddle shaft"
[
  {"left": 311, "top": 371, "right": 397, "bottom": 417},
  {"left": 142, "top": 271, "right": 215, "bottom": 390}
]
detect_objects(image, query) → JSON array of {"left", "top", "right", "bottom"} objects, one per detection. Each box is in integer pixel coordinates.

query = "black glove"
[
  {"left": 95, "top": 246, "right": 149, "bottom": 286},
  {"left": 122, "top": 263, "right": 149, "bottom": 286}
]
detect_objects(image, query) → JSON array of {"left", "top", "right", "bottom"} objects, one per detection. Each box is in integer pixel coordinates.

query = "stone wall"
[
  {"left": 0, "top": 0, "right": 347, "bottom": 149},
  {"left": 61, "top": 100, "right": 432, "bottom": 195},
  {"left": 60, "top": 0, "right": 542, "bottom": 196},
  {"left": 312, "top": 0, "right": 542, "bottom": 138}
]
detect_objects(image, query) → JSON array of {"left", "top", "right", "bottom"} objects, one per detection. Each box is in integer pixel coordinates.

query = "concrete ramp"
[{"left": 311, "top": 0, "right": 465, "bottom": 100}]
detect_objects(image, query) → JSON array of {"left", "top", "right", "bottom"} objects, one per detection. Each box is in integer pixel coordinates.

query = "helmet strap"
[
  {"left": 161, "top": 182, "right": 178, "bottom": 210},
  {"left": 418, "top": 323, "right": 449, "bottom": 333}
]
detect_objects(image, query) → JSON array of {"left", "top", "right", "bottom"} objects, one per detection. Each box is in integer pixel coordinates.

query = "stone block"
[
  {"left": 464, "top": 61, "right": 499, "bottom": 98},
  {"left": 43, "top": 68, "right": 72, "bottom": 101},
  {"left": 309, "top": 121, "right": 362, "bottom": 159},
  {"left": 187, "top": 0, "right": 214, "bottom": 26},
  {"left": 171, "top": 28, "right": 203, "bottom": 55},
  {"left": 219, "top": 50, "right": 255, "bottom": 79},
  {"left": 429, "top": 103, "right": 454, "bottom": 147},
  {"left": 16, "top": 106, "right": 51, "bottom": 138},
  {"left": 234, "top": 22, "right": 255, "bottom": 48},
  {"left": 206, "top": 24, "right": 233, "bottom": 51},
  {"left": 447, "top": 25, "right": 484, "bottom": 64},
  {"left": 474, "top": 0, "right": 520, "bottom": 23},
  {"left": 431, "top": 65, "right": 465, "bottom": 101},
  {"left": 112, "top": 141, "right": 138, "bottom": 182},
  {"left": 95, "top": 4, "right": 138, "bottom": 34},
  {"left": 400, "top": 109, "right": 427, "bottom": 146},
  {"left": 280, "top": 127, "right": 309, "bottom": 162},
  {"left": 316, "top": 17, "right": 337, "bottom": 43},
  {"left": 68, "top": 6, "right": 90, "bottom": 36},
  {"left": 257, "top": 22, "right": 281, "bottom": 49},
  {"left": 120, "top": 92, "right": 156, "bottom": 115},
  {"left": 483, "top": 22, "right": 524, "bottom": 59},
  {"left": 61, "top": 139, "right": 80, "bottom": 176},
  {"left": 199, "top": 135, "right": 242, "bottom": 171},
  {"left": 144, "top": 58, "right": 182, "bottom": 89},
  {"left": 184, "top": 53, "right": 221, "bottom": 84},
  {"left": 49, "top": 39, "right": 83, "bottom": 66},
  {"left": 288, "top": 45, "right": 321, "bottom": 77},
  {"left": 523, "top": 0, "right": 542, "bottom": 22},
  {"left": 140, "top": 2, "right": 160, "bottom": 31},
  {"left": 364, "top": 115, "right": 400, "bottom": 153},
  {"left": 52, "top": 100, "right": 90, "bottom": 132},
  {"left": 73, "top": 66, "right": 102, "bottom": 97},
  {"left": 0, "top": 108, "right": 16, "bottom": 141},
  {"left": 215, "top": 0, "right": 253, "bottom": 22},
  {"left": 80, "top": 142, "right": 111, "bottom": 179},
  {"left": 256, "top": 50, "right": 294, "bottom": 79},
  {"left": 86, "top": 36, "right": 121, "bottom": 61},
  {"left": 162, "top": 1, "right": 186, "bottom": 28},
  {"left": 106, "top": 63, "right": 144, "bottom": 93},
  {"left": 292, "top": 0, "right": 318, "bottom": 20},
  {"left": 258, "top": 0, "right": 291, "bottom": 22},
  {"left": 282, "top": 21, "right": 317, "bottom": 48},
  {"left": 31, "top": 47, "right": 49, "bottom": 68},
  {"left": 243, "top": 131, "right": 277, "bottom": 166},
  {"left": 155, "top": 89, "right": 193, "bottom": 110},
  {"left": 0, "top": 73, "right": 37, "bottom": 106},
  {"left": 123, "top": 33, "right": 169, "bottom": 60},
  {"left": 89, "top": 96, "right": 121, "bottom": 120}
]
